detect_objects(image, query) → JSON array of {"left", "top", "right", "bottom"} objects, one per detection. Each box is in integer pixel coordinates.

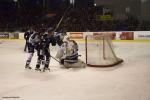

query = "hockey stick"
[
  {"left": 51, "top": 5, "right": 72, "bottom": 35},
  {"left": 50, "top": 54, "right": 62, "bottom": 63},
  {"left": 50, "top": 54, "right": 81, "bottom": 63}
]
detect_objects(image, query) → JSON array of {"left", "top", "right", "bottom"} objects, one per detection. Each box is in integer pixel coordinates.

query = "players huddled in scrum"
[
  {"left": 25, "top": 28, "right": 57, "bottom": 71},
  {"left": 24, "top": 27, "right": 84, "bottom": 72}
]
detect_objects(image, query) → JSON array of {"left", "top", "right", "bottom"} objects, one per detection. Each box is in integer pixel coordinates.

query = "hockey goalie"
[{"left": 56, "top": 35, "right": 85, "bottom": 68}]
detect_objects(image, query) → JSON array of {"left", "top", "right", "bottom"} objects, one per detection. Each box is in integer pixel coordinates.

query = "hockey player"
[
  {"left": 35, "top": 29, "right": 56, "bottom": 71},
  {"left": 56, "top": 36, "right": 79, "bottom": 65},
  {"left": 54, "top": 32, "right": 66, "bottom": 46},
  {"left": 61, "top": 40, "right": 79, "bottom": 64},
  {"left": 25, "top": 31, "right": 41, "bottom": 69},
  {"left": 24, "top": 28, "right": 34, "bottom": 52}
]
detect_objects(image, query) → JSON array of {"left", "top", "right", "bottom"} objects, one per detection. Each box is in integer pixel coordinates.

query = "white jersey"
[
  {"left": 29, "top": 32, "right": 40, "bottom": 46},
  {"left": 61, "top": 40, "right": 78, "bottom": 57},
  {"left": 55, "top": 40, "right": 78, "bottom": 59}
]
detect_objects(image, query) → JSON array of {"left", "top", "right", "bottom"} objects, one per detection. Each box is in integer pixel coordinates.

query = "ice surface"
[{"left": 0, "top": 40, "right": 150, "bottom": 100}]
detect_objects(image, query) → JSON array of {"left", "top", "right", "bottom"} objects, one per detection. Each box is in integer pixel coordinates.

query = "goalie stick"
[
  {"left": 50, "top": 54, "right": 62, "bottom": 64},
  {"left": 50, "top": 54, "right": 82, "bottom": 64}
]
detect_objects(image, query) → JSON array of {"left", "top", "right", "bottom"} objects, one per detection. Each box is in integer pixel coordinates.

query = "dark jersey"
[
  {"left": 24, "top": 31, "right": 34, "bottom": 41},
  {"left": 54, "top": 33, "right": 64, "bottom": 46},
  {"left": 40, "top": 34, "right": 56, "bottom": 49}
]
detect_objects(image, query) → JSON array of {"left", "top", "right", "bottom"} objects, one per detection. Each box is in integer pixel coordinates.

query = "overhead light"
[
  {"left": 141, "top": 0, "right": 147, "bottom": 2},
  {"left": 13, "top": 0, "right": 18, "bottom": 2}
]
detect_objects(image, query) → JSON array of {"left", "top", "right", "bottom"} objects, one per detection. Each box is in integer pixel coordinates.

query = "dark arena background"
[{"left": 0, "top": 0, "right": 150, "bottom": 32}]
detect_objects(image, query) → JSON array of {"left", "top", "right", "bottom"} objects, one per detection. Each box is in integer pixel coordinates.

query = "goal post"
[{"left": 85, "top": 33, "right": 123, "bottom": 67}]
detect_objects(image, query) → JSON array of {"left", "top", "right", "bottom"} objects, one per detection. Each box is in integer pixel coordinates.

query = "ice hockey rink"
[{"left": 0, "top": 39, "right": 150, "bottom": 100}]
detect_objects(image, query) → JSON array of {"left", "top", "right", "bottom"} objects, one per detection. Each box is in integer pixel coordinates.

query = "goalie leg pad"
[{"left": 64, "top": 60, "right": 86, "bottom": 68}]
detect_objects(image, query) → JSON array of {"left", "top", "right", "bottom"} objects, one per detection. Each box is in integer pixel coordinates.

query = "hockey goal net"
[{"left": 85, "top": 33, "right": 123, "bottom": 67}]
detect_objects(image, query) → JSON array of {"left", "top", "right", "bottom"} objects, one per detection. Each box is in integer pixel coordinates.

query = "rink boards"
[{"left": 1, "top": 31, "right": 150, "bottom": 42}]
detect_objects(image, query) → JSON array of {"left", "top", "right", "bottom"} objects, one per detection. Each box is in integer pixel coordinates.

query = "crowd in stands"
[
  {"left": 56, "top": 6, "right": 150, "bottom": 32},
  {"left": 0, "top": 5, "right": 150, "bottom": 32}
]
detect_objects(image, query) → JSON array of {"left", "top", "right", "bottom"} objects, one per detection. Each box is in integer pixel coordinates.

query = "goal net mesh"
[{"left": 85, "top": 33, "right": 123, "bottom": 67}]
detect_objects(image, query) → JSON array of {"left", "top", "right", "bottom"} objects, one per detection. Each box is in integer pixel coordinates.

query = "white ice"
[{"left": 0, "top": 40, "right": 150, "bottom": 100}]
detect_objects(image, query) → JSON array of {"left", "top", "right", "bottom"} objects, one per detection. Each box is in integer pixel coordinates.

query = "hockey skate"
[
  {"left": 35, "top": 65, "right": 41, "bottom": 71},
  {"left": 35, "top": 67, "right": 41, "bottom": 71},
  {"left": 42, "top": 67, "right": 50, "bottom": 72},
  {"left": 25, "top": 64, "right": 32, "bottom": 69}
]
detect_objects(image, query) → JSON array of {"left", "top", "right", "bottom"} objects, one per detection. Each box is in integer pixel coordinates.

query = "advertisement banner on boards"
[
  {"left": 119, "top": 32, "right": 134, "bottom": 40},
  {"left": 0, "top": 33, "right": 9, "bottom": 39},
  {"left": 93, "top": 32, "right": 117, "bottom": 40},
  {"left": 70, "top": 32, "right": 83, "bottom": 39},
  {"left": 134, "top": 31, "right": 150, "bottom": 40}
]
